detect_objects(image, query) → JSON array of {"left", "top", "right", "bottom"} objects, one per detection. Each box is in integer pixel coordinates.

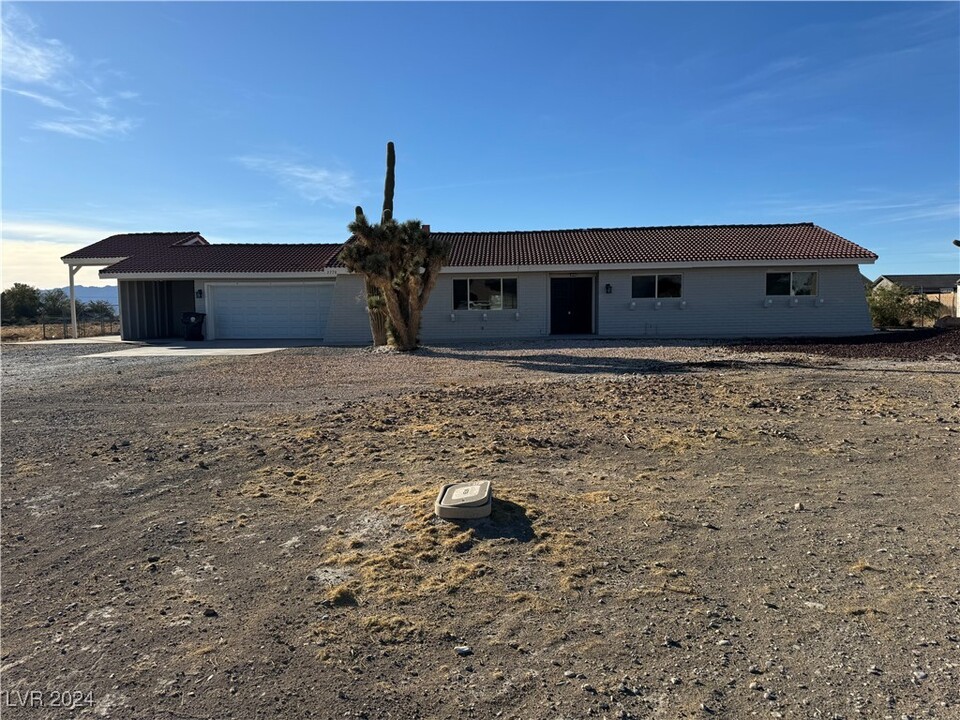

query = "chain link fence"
[{"left": 1, "top": 307, "right": 121, "bottom": 341}]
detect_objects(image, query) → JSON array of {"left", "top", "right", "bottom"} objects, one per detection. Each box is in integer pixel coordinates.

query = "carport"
[
  {"left": 61, "top": 232, "right": 209, "bottom": 340},
  {"left": 118, "top": 280, "right": 197, "bottom": 340},
  {"left": 69, "top": 233, "right": 347, "bottom": 342}
]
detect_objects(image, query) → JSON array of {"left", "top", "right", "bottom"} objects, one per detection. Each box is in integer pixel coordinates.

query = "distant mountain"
[{"left": 50, "top": 285, "right": 119, "bottom": 307}]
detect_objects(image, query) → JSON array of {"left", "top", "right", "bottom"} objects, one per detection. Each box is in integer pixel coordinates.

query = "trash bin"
[{"left": 182, "top": 312, "right": 206, "bottom": 341}]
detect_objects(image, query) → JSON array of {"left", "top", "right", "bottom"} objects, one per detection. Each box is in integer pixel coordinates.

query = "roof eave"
[
  {"left": 439, "top": 257, "right": 876, "bottom": 273},
  {"left": 62, "top": 256, "right": 128, "bottom": 265},
  {"left": 100, "top": 268, "right": 347, "bottom": 280}
]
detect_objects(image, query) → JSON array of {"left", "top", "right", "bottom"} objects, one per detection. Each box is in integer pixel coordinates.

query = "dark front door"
[{"left": 550, "top": 277, "right": 594, "bottom": 334}]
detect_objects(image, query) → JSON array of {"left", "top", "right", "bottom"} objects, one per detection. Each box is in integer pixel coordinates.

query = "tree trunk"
[
  {"left": 368, "top": 307, "right": 388, "bottom": 346},
  {"left": 379, "top": 284, "right": 416, "bottom": 351},
  {"left": 365, "top": 281, "right": 388, "bottom": 346}
]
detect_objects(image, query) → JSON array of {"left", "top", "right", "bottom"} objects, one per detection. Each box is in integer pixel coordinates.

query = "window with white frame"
[
  {"left": 766, "top": 271, "right": 818, "bottom": 296},
  {"left": 453, "top": 278, "right": 518, "bottom": 310},
  {"left": 631, "top": 274, "right": 682, "bottom": 298}
]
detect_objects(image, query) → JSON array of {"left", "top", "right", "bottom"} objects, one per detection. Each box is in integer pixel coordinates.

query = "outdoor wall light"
[
  {"left": 817, "top": 298, "right": 825, "bottom": 306},
  {"left": 763, "top": 298, "right": 773, "bottom": 308},
  {"left": 450, "top": 313, "right": 456, "bottom": 322},
  {"left": 679, "top": 300, "right": 687, "bottom": 310},
  {"left": 629, "top": 301, "right": 637, "bottom": 310},
  {"left": 605, "top": 283, "right": 613, "bottom": 294},
  {"left": 481, "top": 312, "right": 488, "bottom": 321},
  {"left": 790, "top": 297, "right": 799, "bottom": 307},
  {"left": 195, "top": 289, "right": 203, "bottom": 299},
  {"left": 654, "top": 300, "right": 662, "bottom": 310},
  {"left": 514, "top": 311, "right": 521, "bottom": 321}
]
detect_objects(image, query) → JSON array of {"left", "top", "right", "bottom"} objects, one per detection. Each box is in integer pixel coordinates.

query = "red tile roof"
[
  {"left": 434, "top": 223, "right": 877, "bottom": 267},
  {"left": 86, "top": 222, "right": 875, "bottom": 276},
  {"left": 62, "top": 232, "right": 206, "bottom": 260},
  {"left": 102, "top": 244, "right": 343, "bottom": 274}
]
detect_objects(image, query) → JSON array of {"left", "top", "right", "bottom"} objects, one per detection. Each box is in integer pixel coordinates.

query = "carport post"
[{"left": 69, "top": 264, "right": 79, "bottom": 339}]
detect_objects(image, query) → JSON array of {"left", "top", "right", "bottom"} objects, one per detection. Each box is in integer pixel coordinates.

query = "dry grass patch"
[
  {"left": 360, "top": 614, "right": 424, "bottom": 644},
  {"left": 624, "top": 583, "right": 700, "bottom": 599},
  {"left": 504, "top": 591, "right": 561, "bottom": 612},
  {"left": 849, "top": 558, "right": 885, "bottom": 574},
  {"left": 238, "top": 466, "right": 326, "bottom": 504},
  {"left": 324, "top": 584, "right": 359, "bottom": 607},
  {"left": 579, "top": 491, "right": 619, "bottom": 503}
]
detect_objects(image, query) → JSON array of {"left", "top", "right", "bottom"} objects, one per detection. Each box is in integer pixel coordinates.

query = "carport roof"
[
  {"left": 101, "top": 243, "right": 344, "bottom": 274},
  {"left": 62, "top": 232, "right": 206, "bottom": 261}
]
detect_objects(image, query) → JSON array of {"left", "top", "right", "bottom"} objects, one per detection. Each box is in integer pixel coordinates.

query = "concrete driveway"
[
  {"left": 82, "top": 339, "right": 328, "bottom": 357},
  {"left": 17, "top": 334, "right": 128, "bottom": 345}
]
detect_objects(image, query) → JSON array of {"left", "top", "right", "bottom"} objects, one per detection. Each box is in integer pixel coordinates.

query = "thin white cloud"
[
  {"left": 4, "top": 203, "right": 351, "bottom": 257},
  {"left": 37, "top": 113, "right": 137, "bottom": 141},
  {"left": 3, "top": 87, "right": 72, "bottom": 110},
  {"left": 700, "top": 6, "right": 956, "bottom": 132},
  {"left": 854, "top": 3, "right": 959, "bottom": 38},
  {"left": 1, "top": 220, "right": 122, "bottom": 289},
  {"left": 748, "top": 192, "right": 959, "bottom": 226},
  {"left": 235, "top": 155, "right": 357, "bottom": 205},
  {"left": 407, "top": 167, "right": 627, "bottom": 193},
  {"left": 1, "top": 5, "right": 139, "bottom": 141},
  {"left": 93, "top": 91, "right": 138, "bottom": 110},
  {"left": 720, "top": 56, "right": 808, "bottom": 94},
  {"left": 2, "top": 219, "right": 121, "bottom": 244},
  {"left": 0, "top": 5, "right": 71, "bottom": 84},
  {"left": 2, "top": 239, "right": 117, "bottom": 290},
  {"left": 864, "top": 203, "right": 960, "bottom": 225}
]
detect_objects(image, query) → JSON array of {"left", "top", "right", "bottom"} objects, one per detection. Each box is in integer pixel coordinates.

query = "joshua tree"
[
  {"left": 340, "top": 142, "right": 449, "bottom": 351},
  {"left": 364, "top": 142, "right": 397, "bottom": 346}
]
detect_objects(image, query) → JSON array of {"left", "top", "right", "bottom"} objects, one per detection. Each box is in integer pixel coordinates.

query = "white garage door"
[{"left": 209, "top": 283, "right": 334, "bottom": 339}]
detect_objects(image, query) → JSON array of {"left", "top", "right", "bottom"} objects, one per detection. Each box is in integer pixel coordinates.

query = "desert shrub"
[{"left": 868, "top": 285, "right": 911, "bottom": 327}]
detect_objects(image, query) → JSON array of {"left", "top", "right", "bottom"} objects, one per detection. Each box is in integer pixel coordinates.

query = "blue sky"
[{"left": 2, "top": 1, "right": 958, "bottom": 288}]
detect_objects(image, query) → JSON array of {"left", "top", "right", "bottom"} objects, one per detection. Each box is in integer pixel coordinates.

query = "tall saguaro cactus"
[
  {"left": 361, "top": 142, "right": 397, "bottom": 346},
  {"left": 381, "top": 141, "right": 395, "bottom": 223},
  {"left": 340, "top": 142, "right": 450, "bottom": 351}
]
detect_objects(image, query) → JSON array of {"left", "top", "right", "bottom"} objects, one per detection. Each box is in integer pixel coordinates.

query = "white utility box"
[{"left": 434, "top": 481, "right": 493, "bottom": 519}]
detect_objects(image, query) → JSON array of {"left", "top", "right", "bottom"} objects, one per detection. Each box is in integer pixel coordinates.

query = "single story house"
[
  {"left": 872, "top": 274, "right": 959, "bottom": 318},
  {"left": 62, "top": 222, "right": 878, "bottom": 342}
]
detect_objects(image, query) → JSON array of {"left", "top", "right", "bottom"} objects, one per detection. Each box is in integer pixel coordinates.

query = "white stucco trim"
[
  {"left": 62, "top": 257, "right": 127, "bottom": 266},
  {"left": 101, "top": 269, "right": 347, "bottom": 280},
  {"left": 102, "top": 258, "right": 872, "bottom": 281}
]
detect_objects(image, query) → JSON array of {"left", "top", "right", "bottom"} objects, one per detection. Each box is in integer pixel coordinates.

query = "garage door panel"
[{"left": 210, "top": 283, "right": 333, "bottom": 339}]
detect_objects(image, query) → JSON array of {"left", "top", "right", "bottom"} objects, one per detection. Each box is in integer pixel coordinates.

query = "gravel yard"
[{"left": 1, "top": 334, "right": 958, "bottom": 719}]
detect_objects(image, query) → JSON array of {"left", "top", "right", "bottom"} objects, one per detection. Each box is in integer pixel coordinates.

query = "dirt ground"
[{"left": 2, "top": 334, "right": 958, "bottom": 720}]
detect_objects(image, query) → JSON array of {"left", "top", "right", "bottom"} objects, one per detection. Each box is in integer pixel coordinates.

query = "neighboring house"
[
  {"left": 62, "top": 222, "right": 878, "bottom": 342},
  {"left": 873, "top": 274, "right": 960, "bottom": 319}
]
